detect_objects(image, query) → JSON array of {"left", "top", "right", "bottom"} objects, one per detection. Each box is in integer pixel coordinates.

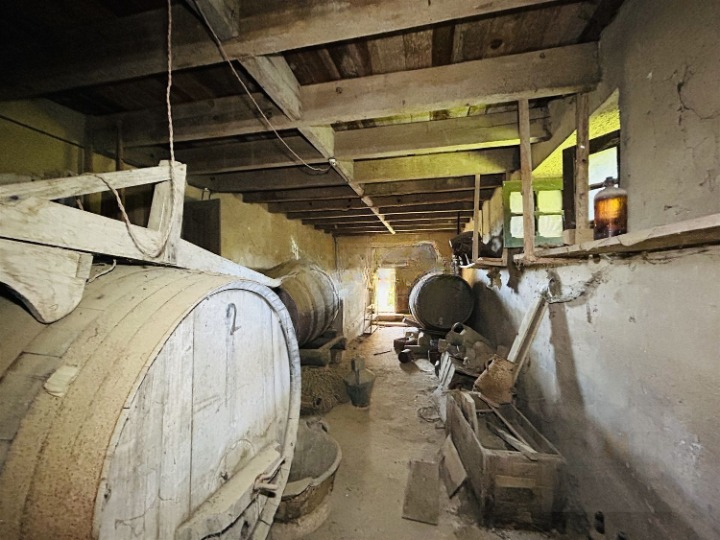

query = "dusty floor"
[{"left": 272, "top": 327, "right": 569, "bottom": 540}]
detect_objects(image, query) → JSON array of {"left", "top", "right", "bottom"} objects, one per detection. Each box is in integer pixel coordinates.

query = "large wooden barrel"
[
  {"left": 0, "top": 264, "right": 300, "bottom": 540},
  {"left": 265, "top": 261, "right": 340, "bottom": 346},
  {"left": 409, "top": 272, "right": 474, "bottom": 331}
]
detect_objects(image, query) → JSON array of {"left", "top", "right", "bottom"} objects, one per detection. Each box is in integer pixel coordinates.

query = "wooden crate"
[{"left": 446, "top": 391, "right": 565, "bottom": 529}]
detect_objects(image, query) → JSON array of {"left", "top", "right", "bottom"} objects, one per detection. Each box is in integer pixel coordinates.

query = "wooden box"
[{"left": 446, "top": 391, "right": 565, "bottom": 529}]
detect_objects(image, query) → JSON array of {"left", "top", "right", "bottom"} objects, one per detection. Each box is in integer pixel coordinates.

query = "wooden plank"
[
  {"left": 189, "top": 167, "right": 346, "bottom": 192},
  {"left": 335, "top": 109, "right": 549, "bottom": 160},
  {"left": 518, "top": 99, "right": 536, "bottom": 259},
  {"left": 507, "top": 295, "right": 548, "bottom": 385},
  {"left": 446, "top": 395, "right": 486, "bottom": 506},
  {"left": 0, "top": 239, "right": 92, "bottom": 323},
  {"left": 534, "top": 212, "right": 720, "bottom": 258},
  {"left": 439, "top": 435, "right": 467, "bottom": 498},
  {"left": 0, "top": 197, "right": 277, "bottom": 286},
  {"left": 402, "top": 460, "right": 439, "bottom": 525},
  {"left": 234, "top": 0, "right": 564, "bottom": 58},
  {"left": 0, "top": 164, "right": 173, "bottom": 203},
  {"left": 380, "top": 202, "right": 476, "bottom": 214},
  {"left": 355, "top": 149, "right": 517, "bottom": 183},
  {"left": 242, "top": 185, "right": 357, "bottom": 203},
  {"left": 301, "top": 44, "right": 600, "bottom": 125},
  {"left": 175, "top": 138, "right": 325, "bottom": 174},
  {"left": 270, "top": 191, "right": 475, "bottom": 213},
  {"left": 472, "top": 175, "right": 481, "bottom": 261},
  {"left": 575, "top": 92, "right": 591, "bottom": 233}
]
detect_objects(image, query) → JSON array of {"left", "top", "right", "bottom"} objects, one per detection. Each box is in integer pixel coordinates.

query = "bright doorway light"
[{"left": 374, "top": 267, "right": 396, "bottom": 314}]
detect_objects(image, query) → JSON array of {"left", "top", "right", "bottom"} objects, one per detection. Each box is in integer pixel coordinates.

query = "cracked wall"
[{"left": 464, "top": 1, "right": 720, "bottom": 538}]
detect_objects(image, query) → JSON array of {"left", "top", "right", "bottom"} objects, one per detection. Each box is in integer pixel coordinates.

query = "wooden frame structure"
[{"left": 0, "top": 162, "right": 276, "bottom": 323}]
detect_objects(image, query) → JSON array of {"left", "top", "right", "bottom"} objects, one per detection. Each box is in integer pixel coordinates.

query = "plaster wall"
[
  {"left": 335, "top": 232, "right": 454, "bottom": 339},
  {"left": 465, "top": 1, "right": 720, "bottom": 537}
]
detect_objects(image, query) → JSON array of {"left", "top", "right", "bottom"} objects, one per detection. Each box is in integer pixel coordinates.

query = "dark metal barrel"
[
  {"left": 409, "top": 272, "right": 474, "bottom": 331},
  {"left": 266, "top": 260, "right": 340, "bottom": 346}
]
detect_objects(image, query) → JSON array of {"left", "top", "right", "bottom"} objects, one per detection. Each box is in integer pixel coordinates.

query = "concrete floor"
[{"left": 275, "top": 327, "right": 563, "bottom": 540}]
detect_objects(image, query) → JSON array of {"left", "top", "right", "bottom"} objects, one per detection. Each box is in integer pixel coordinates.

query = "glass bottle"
[{"left": 593, "top": 177, "right": 627, "bottom": 239}]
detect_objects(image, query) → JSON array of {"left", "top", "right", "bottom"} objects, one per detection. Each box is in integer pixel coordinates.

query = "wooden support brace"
[
  {"left": 472, "top": 174, "right": 481, "bottom": 261},
  {"left": 574, "top": 92, "right": 592, "bottom": 240},
  {"left": 518, "top": 99, "right": 536, "bottom": 260},
  {"left": 0, "top": 239, "right": 92, "bottom": 323}
]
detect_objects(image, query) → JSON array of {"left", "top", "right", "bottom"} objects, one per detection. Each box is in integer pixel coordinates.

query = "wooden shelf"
[
  {"left": 462, "top": 252, "right": 509, "bottom": 269},
  {"left": 515, "top": 213, "right": 720, "bottom": 262}
]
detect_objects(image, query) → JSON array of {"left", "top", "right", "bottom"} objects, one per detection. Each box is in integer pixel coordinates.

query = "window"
[
  {"left": 562, "top": 130, "right": 621, "bottom": 229},
  {"left": 503, "top": 178, "right": 564, "bottom": 248}
]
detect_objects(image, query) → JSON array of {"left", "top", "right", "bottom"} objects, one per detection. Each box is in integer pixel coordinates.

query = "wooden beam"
[
  {"left": 0, "top": 166, "right": 174, "bottom": 203},
  {"left": 335, "top": 109, "right": 549, "bottom": 160},
  {"left": 355, "top": 149, "right": 517, "bottom": 183},
  {"left": 190, "top": 0, "right": 240, "bottom": 40},
  {"left": 269, "top": 190, "right": 475, "bottom": 213},
  {"left": 233, "top": 0, "right": 566, "bottom": 57},
  {"left": 288, "top": 209, "right": 375, "bottom": 220},
  {"left": 0, "top": 1, "right": 569, "bottom": 99},
  {"left": 518, "top": 99, "right": 536, "bottom": 259},
  {"left": 381, "top": 202, "right": 476, "bottom": 214},
  {"left": 91, "top": 93, "right": 287, "bottom": 149},
  {"left": 189, "top": 167, "right": 345, "bottom": 192},
  {"left": 373, "top": 190, "right": 475, "bottom": 207},
  {"left": 575, "top": 92, "right": 591, "bottom": 234},
  {"left": 307, "top": 214, "right": 473, "bottom": 227},
  {"left": 175, "top": 137, "right": 325, "bottom": 174},
  {"left": 472, "top": 175, "right": 481, "bottom": 261},
  {"left": 301, "top": 44, "right": 600, "bottom": 125},
  {"left": 332, "top": 226, "right": 457, "bottom": 236},
  {"left": 361, "top": 176, "right": 503, "bottom": 197},
  {"left": 242, "top": 185, "right": 357, "bottom": 203},
  {"left": 240, "top": 55, "right": 302, "bottom": 120}
]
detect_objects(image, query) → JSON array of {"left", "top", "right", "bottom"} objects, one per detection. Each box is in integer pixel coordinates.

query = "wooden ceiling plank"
[
  {"left": 301, "top": 43, "right": 600, "bottom": 124},
  {"left": 190, "top": 0, "right": 240, "bottom": 40},
  {"left": 380, "top": 201, "right": 476, "bottom": 214},
  {"left": 288, "top": 209, "right": 375, "bottom": 220},
  {"left": 335, "top": 108, "right": 548, "bottom": 159},
  {"left": 0, "top": 1, "right": 573, "bottom": 99}
]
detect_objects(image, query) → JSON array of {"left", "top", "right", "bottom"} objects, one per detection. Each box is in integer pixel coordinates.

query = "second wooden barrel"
[
  {"left": 265, "top": 261, "right": 340, "bottom": 346},
  {"left": 409, "top": 272, "right": 474, "bottom": 331}
]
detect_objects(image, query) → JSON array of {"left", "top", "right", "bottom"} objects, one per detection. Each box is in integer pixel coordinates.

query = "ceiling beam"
[
  {"left": 380, "top": 201, "right": 476, "bottom": 214},
  {"left": 288, "top": 209, "right": 376, "bottom": 220},
  {"left": 242, "top": 185, "right": 358, "bottom": 203},
  {"left": 301, "top": 44, "right": 600, "bottom": 125},
  {"left": 335, "top": 108, "right": 549, "bottom": 160},
  {"left": 241, "top": 54, "right": 394, "bottom": 232},
  {"left": 332, "top": 227, "right": 458, "bottom": 236},
  {"left": 0, "top": 1, "right": 568, "bottom": 99},
  {"left": 361, "top": 176, "right": 503, "bottom": 196},
  {"left": 190, "top": 0, "right": 240, "bottom": 40},
  {"left": 189, "top": 167, "right": 345, "bottom": 192},
  {"left": 355, "top": 149, "right": 517, "bottom": 183},
  {"left": 175, "top": 137, "right": 326, "bottom": 174}
]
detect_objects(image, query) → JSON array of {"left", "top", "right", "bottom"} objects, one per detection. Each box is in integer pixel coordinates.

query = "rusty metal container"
[
  {"left": 409, "top": 272, "right": 474, "bottom": 331},
  {"left": 266, "top": 261, "right": 340, "bottom": 346}
]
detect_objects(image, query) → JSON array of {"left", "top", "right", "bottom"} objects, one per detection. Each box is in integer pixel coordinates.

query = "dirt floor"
[{"left": 272, "top": 326, "right": 572, "bottom": 540}]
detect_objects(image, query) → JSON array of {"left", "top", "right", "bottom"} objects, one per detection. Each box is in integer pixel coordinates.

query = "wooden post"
[
  {"left": 518, "top": 99, "right": 535, "bottom": 259},
  {"left": 575, "top": 93, "right": 591, "bottom": 241},
  {"left": 472, "top": 174, "right": 481, "bottom": 261}
]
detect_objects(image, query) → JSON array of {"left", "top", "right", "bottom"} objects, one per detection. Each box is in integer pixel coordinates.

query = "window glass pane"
[
  {"left": 537, "top": 190, "right": 563, "bottom": 213},
  {"left": 589, "top": 146, "right": 618, "bottom": 185},
  {"left": 538, "top": 215, "right": 563, "bottom": 237},
  {"left": 510, "top": 216, "right": 524, "bottom": 238},
  {"left": 509, "top": 191, "right": 524, "bottom": 214}
]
